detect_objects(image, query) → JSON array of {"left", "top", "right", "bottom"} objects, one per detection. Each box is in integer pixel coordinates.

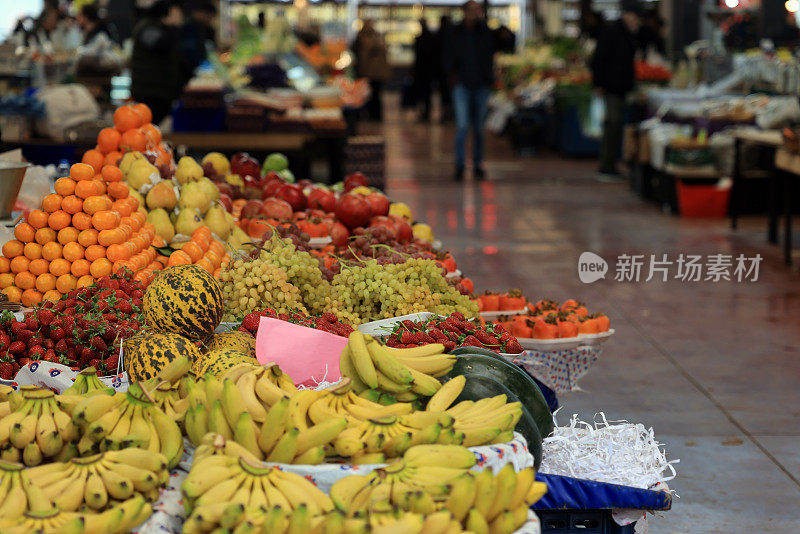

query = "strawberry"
[
  {"left": 43, "top": 339, "right": 54, "bottom": 350},
  {"left": 8, "top": 341, "right": 25, "bottom": 355},
  {"left": 18, "top": 357, "right": 32, "bottom": 367},
  {"left": 400, "top": 331, "right": 416, "bottom": 344},
  {"left": 321, "top": 312, "right": 338, "bottom": 323},
  {"left": 49, "top": 327, "right": 65, "bottom": 342},
  {"left": 242, "top": 314, "right": 261, "bottom": 332},
  {"left": 43, "top": 349, "right": 58, "bottom": 362},
  {"left": 451, "top": 312, "right": 465, "bottom": 321},
  {"left": 79, "top": 348, "right": 94, "bottom": 364},
  {"left": 0, "top": 362, "right": 14, "bottom": 380},
  {"left": 91, "top": 337, "right": 107, "bottom": 354},
  {"left": 103, "top": 353, "right": 119, "bottom": 371},
  {"left": 10, "top": 322, "right": 26, "bottom": 338},
  {"left": 504, "top": 340, "right": 523, "bottom": 354},
  {"left": 130, "top": 289, "right": 143, "bottom": 299},
  {"left": 37, "top": 309, "right": 55, "bottom": 328},
  {"left": 0, "top": 333, "right": 9, "bottom": 348},
  {"left": 400, "top": 320, "right": 418, "bottom": 331},
  {"left": 461, "top": 335, "right": 483, "bottom": 347},
  {"left": 16, "top": 330, "right": 33, "bottom": 343},
  {"left": 475, "top": 331, "right": 497, "bottom": 346},
  {"left": 29, "top": 346, "right": 45, "bottom": 360},
  {"left": 88, "top": 359, "right": 101, "bottom": 369},
  {"left": 55, "top": 339, "right": 68, "bottom": 354},
  {"left": 442, "top": 340, "right": 457, "bottom": 351}
]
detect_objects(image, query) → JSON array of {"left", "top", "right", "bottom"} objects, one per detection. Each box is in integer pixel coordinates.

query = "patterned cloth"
[
  {"left": 506, "top": 347, "right": 602, "bottom": 394},
  {"left": 1, "top": 361, "right": 128, "bottom": 392}
]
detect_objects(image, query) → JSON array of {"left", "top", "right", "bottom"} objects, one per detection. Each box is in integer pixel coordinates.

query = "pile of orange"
[
  {"left": 81, "top": 102, "right": 173, "bottom": 173},
  {"left": 160, "top": 227, "right": 230, "bottom": 279},
  {"left": 0, "top": 163, "right": 159, "bottom": 307}
]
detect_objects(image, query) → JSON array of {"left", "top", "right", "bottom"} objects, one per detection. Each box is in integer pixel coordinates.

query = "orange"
[
  {"left": 147, "top": 261, "right": 163, "bottom": 271},
  {"left": 41, "top": 242, "right": 62, "bottom": 261},
  {"left": 0, "top": 273, "right": 13, "bottom": 289},
  {"left": 191, "top": 234, "right": 210, "bottom": 252},
  {"left": 132, "top": 103, "right": 152, "bottom": 125},
  {"left": 194, "top": 226, "right": 213, "bottom": 240},
  {"left": 132, "top": 210, "right": 146, "bottom": 227},
  {"left": 62, "top": 195, "right": 84, "bottom": 215},
  {"left": 70, "top": 259, "right": 90, "bottom": 277},
  {"left": 54, "top": 177, "right": 76, "bottom": 196},
  {"left": 20, "top": 289, "right": 43, "bottom": 307},
  {"left": 120, "top": 129, "right": 147, "bottom": 152},
  {"left": 69, "top": 163, "right": 95, "bottom": 181},
  {"left": 156, "top": 254, "right": 169, "bottom": 266},
  {"left": 27, "top": 210, "right": 48, "bottom": 229},
  {"left": 42, "top": 194, "right": 62, "bottom": 213},
  {"left": 92, "top": 211, "right": 121, "bottom": 231},
  {"left": 14, "top": 271, "right": 35, "bottom": 290},
  {"left": 98, "top": 229, "right": 124, "bottom": 247},
  {"left": 57, "top": 227, "right": 79, "bottom": 245},
  {"left": 104, "top": 151, "right": 123, "bottom": 167},
  {"left": 97, "top": 127, "right": 121, "bottom": 153},
  {"left": 112, "top": 260, "right": 135, "bottom": 274},
  {"left": 182, "top": 241, "right": 203, "bottom": 263},
  {"left": 2, "top": 240, "right": 23, "bottom": 258},
  {"left": 113, "top": 105, "right": 143, "bottom": 133},
  {"left": 75, "top": 180, "right": 98, "bottom": 199},
  {"left": 168, "top": 250, "right": 192, "bottom": 266},
  {"left": 14, "top": 223, "right": 35, "bottom": 243},
  {"left": 205, "top": 251, "right": 221, "bottom": 268},
  {"left": 85, "top": 245, "right": 106, "bottom": 262},
  {"left": 152, "top": 235, "right": 166, "bottom": 248},
  {"left": 72, "top": 213, "right": 93, "bottom": 231},
  {"left": 106, "top": 243, "right": 130, "bottom": 263},
  {"left": 3, "top": 286, "right": 22, "bottom": 303},
  {"left": 35, "top": 273, "right": 56, "bottom": 293},
  {"left": 42, "top": 290, "right": 61, "bottom": 302},
  {"left": 101, "top": 165, "right": 123, "bottom": 183},
  {"left": 195, "top": 257, "right": 213, "bottom": 273},
  {"left": 90, "top": 258, "right": 112, "bottom": 278},
  {"left": 23, "top": 242, "right": 42, "bottom": 260},
  {"left": 49, "top": 258, "right": 71, "bottom": 277},
  {"left": 55, "top": 274, "right": 77, "bottom": 294},
  {"left": 208, "top": 240, "right": 225, "bottom": 257},
  {"left": 83, "top": 196, "right": 112, "bottom": 215},
  {"left": 28, "top": 259, "right": 49, "bottom": 276},
  {"left": 133, "top": 269, "right": 153, "bottom": 285},
  {"left": 34, "top": 227, "right": 57, "bottom": 245},
  {"left": 0, "top": 257, "right": 9, "bottom": 273},
  {"left": 10, "top": 256, "right": 29, "bottom": 274},
  {"left": 76, "top": 275, "right": 94, "bottom": 289},
  {"left": 141, "top": 123, "right": 161, "bottom": 144},
  {"left": 47, "top": 211, "right": 71, "bottom": 231},
  {"left": 91, "top": 180, "right": 107, "bottom": 196},
  {"left": 112, "top": 200, "right": 132, "bottom": 218},
  {"left": 106, "top": 181, "right": 129, "bottom": 200},
  {"left": 81, "top": 149, "right": 105, "bottom": 174},
  {"left": 62, "top": 242, "right": 85, "bottom": 262}
]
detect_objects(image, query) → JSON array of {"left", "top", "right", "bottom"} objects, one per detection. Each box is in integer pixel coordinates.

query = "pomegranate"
[
  {"left": 335, "top": 193, "right": 372, "bottom": 229},
  {"left": 365, "top": 192, "right": 389, "bottom": 217},
  {"left": 276, "top": 183, "right": 307, "bottom": 212},
  {"left": 329, "top": 221, "right": 350, "bottom": 247},
  {"left": 260, "top": 197, "right": 293, "bottom": 220},
  {"left": 241, "top": 200, "right": 263, "bottom": 220},
  {"left": 390, "top": 215, "right": 413, "bottom": 243},
  {"left": 368, "top": 216, "right": 398, "bottom": 239},
  {"left": 344, "top": 172, "right": 368, "bottom": 192},
  {"left": 307, "top": 187, "right": 336, "bottom": 212}
]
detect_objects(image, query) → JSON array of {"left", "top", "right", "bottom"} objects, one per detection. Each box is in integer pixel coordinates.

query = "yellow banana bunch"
[
  {"left": 184, "top": 503, "right": 326, "bottom": 534},
  {"left": 340, "top": 332, "right": 454, "bottom": 399},
  {"left": 61, "top": 368, "right": 114, "bottom": 396},
  {"left": 0, "top": 386, "right": 78, "bottom": 466},
  {"left": 72, "top": 382, "right": 183, "bottom": 468},
  {"left": 181, "top": 442, "right": 333, "bottom": 517},
  {"left": 148, "top": 381, "right": 189, "bottom": 425},
  {"left": 26, "top": 448, "right": 169, "bottom": 511},
  {"left": 307, "top": 378, "right": 413, "bottom": 425}
]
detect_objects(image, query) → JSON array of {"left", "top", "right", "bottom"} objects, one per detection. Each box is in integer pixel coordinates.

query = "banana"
[
  {"left": 525, "top": 481, "right": 548, "bottom": 505},
  {"left": 486, "top": 463, "right": 516, "bottom": 521},
  {"left": 185, "top": 404, "right": 209, "bottom": 446},
  {"left": 339, "top": 347, "right": 369, "bottom": 392},
  {"left": 396, "top": 354, "right": 455, "bottom": 377},
  {"left": 351, "top": 451, "right": 385, "bottom": 465},
  {"left": 237, "top": 371, "right": 268, "bottom": 423},
  {"left": 383, "top": 431, "right": 413, "bottom": 457},
  {"left": 40, "top": 464, "right": 82, "bottom": 502},
  {"left": 347, "top": 332, "right": 378, "bottom": 389},
  {"left": 148, "top": 404, "right": 184, "bottom": 469},
  {"left": 123, "top": 404, "right": 151, "bottom": 448},
  {"left": 87, "top": 404, "right": 124, "bottom": 442},
  {"left": 96, "top": 463, "right": 134, "bottom": 500},
  {"left": 472, "top": 468, "right": 495, "bottom": 518},
  {"left": 222, "top": 363, "right": 257, "bottom": 384},
  {"left": 296, "top": 417, "right": 347, "bottom": 456},
  {"left": 488, "top": 510, "right": 516, "bottom": 534},
  {"left": 182, "top": 465, "right": 241, "bottom": 500},
  {"left": 195, "top": 472, "right": 248, "bottom": 508},
  {"left": 0, "top": 474, "right": 26, "bottom": 520},
  {"left": 22, "top": 441, "right": 43, "bottom": 466},
  {"left": 204, "top": 374, "right": 224, "bottom": 405},
  {"left": 220, "top": 379, "right": 248, "bottom": 430},
  {"left": 466, "top": 509, "right": 489, "bottom": 534},
  {"left": 11, "top": 402, "right": 39, "bottom": 449},
  {"left": 220, "top": 502, "right": 246, "bottom": 529},
  {"left": 0, "top": 403, "right": 31, "bottom": 443},
  {"left": 73, "top": 393, "right": 122, "bottom": 424},
  {"left": 294, "top": 445, "right": 325, "bottom": 465},
  {"left": 273, "top": 469, "right": 333, "bottom": 512},
  {"left": 254, "top": 374, "right": 286, "bottom": 406},
  {"left": 510, "top": 503, "right": 530, "bottom": 530},
  {"left": 330, "top": 474, "right": 371, "bottom": 513},
  {"left": 406, "top": 367, "right": 442, "bottom": 396},
  {"left": 247, "top": 477, "right": 268, "bottom": 509},
  {"left": 52, "top": 406, "right": 78, "bottom": 444},
  {"left": 491, "top": 430, "right": 515, "bottom": 444},
  {"left": 261, "top": 505, "right": 290, "bottom": 533},
  {"left": 83, "top": 506, "right": 124, "bottom": 534},
  {"left": 385, "top": 343, "right": 445, "bottom": 358},
  {"left": 103, "top": 461, "right": 160, "bottom": 493},
  {"left": 109, "top": 447, "right": 168, "bottom": 473},
  {"left": 408, "top": 490, "right": 436, "bottom": 514},
  {"left": 400, "top": 411, "right": 453, "bottom": 429},
  {"left": 234, "top": 412, "right": 264, "bottom": 460},
  {"left": 84, "top": 471, "right": 108, "bottom": 510},
  {"left": 375, "top": 370, "right": 412, "bottom": 393},
  {"left": 508, "top": 467, "right": 534, "bottom": 510},
  {"left": 408, "top": 423, "right": 442, "bottom": 447},
  {"left": 286, "top": 504, "right": 311, "bottom": 534},
  {"left": 53, "top": 469, "right": 87, "bottom": 512},
  {"left": 266, "top": 427, "right": 299, "bottom": 463},
  {"left": 35, "top": 400, "right": 61, "bottom": 457},
  {"left": 368, "top": 342, "right": 413, "bottom": 385},
  {"left": 257, "top": 397, "right": 290, "bottom": 454},
  {"left": 460, "top": 426, "right": 502, "bottom": 448},
  {"left": 421, "top": 510, "right": 453, "bottom": 534},
  {"left": 155, "top": 355, "right": 191, "bottom": 386},
  {"left": 208, "top": 400, "right": 233, "bottom": 440},
  {"left": 426, "top": 375, "right": 465, "bottom": 412},
  {"left": 224, "top": 437, "right": 263, "bottom": 463},
  {"left": 288, "top": 390, "right": 323, "bottom": 432},
  {"left": 105, "top": 403, "right": 135, "bottom": 448},
  {"left": 333, "top": 434, "right": 366, "bottom": 457},
  {"left": 275, "top": 370, "right": 298, "bottom": 395}
]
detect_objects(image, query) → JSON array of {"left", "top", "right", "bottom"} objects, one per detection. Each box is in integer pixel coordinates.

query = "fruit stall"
[{"left": 0, "top": 102, "right": 675, "bottom": 534}]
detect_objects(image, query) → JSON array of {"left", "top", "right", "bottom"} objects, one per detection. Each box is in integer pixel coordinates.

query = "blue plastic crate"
[
  {"left": 557, "top": 108, "right": 599, "bottom": 157},
  {"left": 537, "top": 509, "right": 635, "bottom": 533},
  {"left": 171, "top": 103, "right": 225, "bottom": 133}
]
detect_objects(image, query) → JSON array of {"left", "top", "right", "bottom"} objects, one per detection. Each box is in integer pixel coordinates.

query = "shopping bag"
[{"left": 585, "top": 94, "right": 605, "bottom": 139}]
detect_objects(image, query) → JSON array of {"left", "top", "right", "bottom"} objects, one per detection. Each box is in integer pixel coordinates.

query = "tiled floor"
[{"left": 376, "top": 107, "right": 800, "bottom": 532}]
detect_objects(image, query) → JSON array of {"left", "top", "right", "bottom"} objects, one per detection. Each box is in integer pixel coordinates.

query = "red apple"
[
  {"left": 335, "top": 193, "right": 372, "bottom": 228},
  {"left": 307, "top": 187, "right": 336, "bottom": 213},
  {"left": 260, "top": 197, "right": 293, "bottom": 220},
  {"left": 365, "top": 192, "right": 389, "bottom": 217},
  {"left": 329, "top": 221, "right": 350, "bottom": 247},
  {"left": 261, "top": 177, "right": 284, "bottom": 200},
  {"left": 275, "top": 183, "right": 307, "bottom": 212},
  {"left": 241, "top": 200, "right": 263, "bottom": 220},
  {"left": 232, "top": 154, "right": 261, "bottom": 179},
  {"left": 344, "top": 172, "right": 368, "bottom": 192},
  {"left": 219, "top": 194, "right": 233, "bottom": 212}
]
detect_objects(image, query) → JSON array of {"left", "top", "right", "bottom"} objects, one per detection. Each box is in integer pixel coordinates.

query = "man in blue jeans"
[{"left": 445, "top": 1, "right": 495, "bottom": 181}]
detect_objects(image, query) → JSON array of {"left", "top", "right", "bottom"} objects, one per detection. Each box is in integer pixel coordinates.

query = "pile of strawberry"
[
  {"left": 239, "top": 307, "right": 355, "bottom": 338},
  {"left": 0, "top": 272, "right": 145, "bottom": 380},
  {"left": 384, "top": 312, "right": 523, "bottom": 354}
]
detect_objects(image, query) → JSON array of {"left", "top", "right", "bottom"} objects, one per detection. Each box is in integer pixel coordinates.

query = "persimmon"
[
  {"left": 41, "top": 242, "right": 62, "bottom": 261},
  {"left": 81, "top": 149, "right": 105, "bottom": 174},
  {"left": 72, "top": 213, "right": 93, "bottom": 231},
  {"left": 113, "top": 105, "right": 142, "bottom": 133},
  {"left": 27, "top": 210, "right": 48, "bottom": 229},
  {"left": 0, "top": 273, "right": 13, "bottom": 289},
  {"left": 132, "top": 103, "right": 152, "bottom": 125},
  {"left": 28, "top": 259, "right": 50, "bottom": 276},
  {"left": 42, "top": 290, "right": 61, "bottom": 302},
  {"left": 106, "top": 182, "right": 129, "bottom": 201},
  {"left": 97, "top": 127, "right": 121, "bottom": 153},
  {"left": 62, "top": 195, "right": 84, "bottom": 215},
  {"left": 69, "top": 163, "right": 95, "bottom": 181},
  {"left": 92, "top": 210, "right": 121, "bottom": 231},
  {"left": 120, "top": 129, "right": 147, "bottom": 152},
  {"left": 557, "top": 320, "right": 578, "bottom": 339},
  {"left": 35, "top": 273, "right": 56, "bottom": 293},
  {"left": 47, "top": 211, "right": 71, "bottom": 231},
  {"left": 83, "top": 196, "right": 112, "bottom": 215},
  {"left": 3, "top": 286, "right": 22, "bottom": 302},
  {"left": 54, "top": 177, "right": 76, "bottom": 196},
  {"left": 0, "top": 258, "right": 9, "bottom": 273},
  {"left": 76, "top": 275, "right": 94, "bottom": 289},
  {"left": 23, "top": 243, "right": 42, "bottom": 261},
  {"left": 577, "top": 317, "right": 600, "bottom": 335},
  {"left": 168, "top": 251, "right": 191, "bottom": 266},
  {"left": 14, "top": 271, "right": 35, "bottom": 290},
  {"left": 112, "top": 200, "right": 133, "bottom": 217},
  {"left": 62, "top": 242, "right": 85, "bottom": 262},
  {"left": 14, "top": 224, "right": 35, "bottom": 243},
  {"left": 70, "top": 259, "right": 90, "bottom": 277},
  {"left": 48, "top": 259, "right": 71, "bottom": 277},
  {"left": 20, "top": 289, "right": 43, "bottom": 307},
  {"left": 112, "top": 260, "right": 135, "bottom": 274},
  {"left": 34, "top": 228, "right": 57, "bottom": 245},
  {"left": 104, "top": 151, "right": 123, "bottom": 167}
]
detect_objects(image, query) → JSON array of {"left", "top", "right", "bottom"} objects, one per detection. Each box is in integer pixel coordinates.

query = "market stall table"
[
  {"left": 772, "top": 147, "right": 800, "bottom": 265},
  {"left": 729, "top": 129, "right": 783, "bottom": 238}
]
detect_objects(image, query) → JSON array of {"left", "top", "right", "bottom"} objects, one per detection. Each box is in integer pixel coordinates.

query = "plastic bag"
[
  {"left": 16, "top": 165, "right": 52, "bottom": 214},
  {"left": 34, "top": 84, "right": 100, "bottom": 141},
  {"left": 585, "top": 94, "right": 605, "bottom": 139}
]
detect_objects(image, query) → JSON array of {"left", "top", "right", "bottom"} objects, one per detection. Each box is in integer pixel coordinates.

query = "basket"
[
  {"left": 537, "top": 510, "right": 636, "bottom": 534},
  {"left": 676, "top": 180, "right": 730, "bottom": 218}
]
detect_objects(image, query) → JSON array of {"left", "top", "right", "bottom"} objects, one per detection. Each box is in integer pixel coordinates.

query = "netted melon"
[
  {"left": 206, "top": 331, "right": 256, "bottom": 356},
  {"left": 193, "top": 347, "right": 258, "bottom": 377},
  {"left": 124, "top": 332, "right": 202, "bottom": 381}
]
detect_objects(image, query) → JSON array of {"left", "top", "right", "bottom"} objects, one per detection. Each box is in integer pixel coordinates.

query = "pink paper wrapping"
[{"left": 255, "top": 317, "right": 349, "bottom": 387}]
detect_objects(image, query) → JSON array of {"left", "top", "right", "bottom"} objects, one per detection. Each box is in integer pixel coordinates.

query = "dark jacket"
[
  {"left": 444, "top": 21, "right": 494, "bottom": 89},
  {"left": 591, "top": 20, "right": 637, "bottom": 96},
  {"left": 131, "top": 17, "right": 181, "bottom": 100},
  {"left": 180, "top": 18, "right": 215, "bottom": 85},
  {"left": 413, "top": 28, "right": 435, "bottom": 81}
]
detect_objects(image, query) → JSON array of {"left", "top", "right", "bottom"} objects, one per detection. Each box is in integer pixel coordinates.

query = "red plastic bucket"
[{"left": 676, "top": 181, "right": 731, "bottom": 218}]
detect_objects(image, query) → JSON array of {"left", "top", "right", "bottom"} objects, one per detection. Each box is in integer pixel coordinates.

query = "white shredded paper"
[{"left": 539, "top": 412, "right": 679, "bottom": 490}]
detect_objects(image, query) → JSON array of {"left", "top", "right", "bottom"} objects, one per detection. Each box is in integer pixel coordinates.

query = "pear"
[
  {"left": 146, "top": 182, "right": 178, "bottom": 211},
  {"left": 204, "top": 203, "right": 231, "bottom": 240},
  {"left": 201, "top": 152, "right": 230, "bottom": 176},
  {"left": 119, "top": 151, "right": 144, "bottom": 176},
  {"left": 197, "top": 177, "right": 220, "bottom": 202},
  {"left": 178, "top": 181, "right": 212, "bottom": 215},
  {"left": 225, "top": 174, "right": 244, "bottom": 187},
  {"left": 174, "top": 209, "right": 205, "bottom": 237},
  {"left": 127, "top": 159, "right": 159, "bottom": 191},
  {"left": 227, "top": 225, "right": 251, "bottom": 252},
  {"left": 146, "top": 208, "right": 175, "bottom": 243},
  {"left": 174, "top": 156, "right": 204, "bottom": 185},
  {"left": 127, "top": 186, "right": 145, "bottom": 210}
]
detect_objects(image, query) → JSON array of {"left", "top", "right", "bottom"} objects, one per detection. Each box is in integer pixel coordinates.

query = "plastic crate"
[
  {"left": 537, "top": 510, "right": 635, "bottom": 534},
  {"left": 557, "top": 108, "right": 599, "bottom": 157},
  {"left": 676, "top": 180, "right": 730, "bottom": 218}
]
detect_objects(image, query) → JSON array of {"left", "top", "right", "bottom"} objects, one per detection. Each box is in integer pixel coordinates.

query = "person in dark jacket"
[
  {"left": 179, "top": 1, "right": 217, "bottom": 87},
  {"left": 444, "top": 1, "right": 494, "bottom": 181},
  {"left": 131, "top": 0, "right": 183, "bottom": 125},
  {"left": 590, "top": 6, "right": 640, "bottom": 178},
  {"left": 413, "top": 19, "right": 435, "bottom": 121},
  {"left": 433, "top": 15, "right": 452, "bottom": 122}
]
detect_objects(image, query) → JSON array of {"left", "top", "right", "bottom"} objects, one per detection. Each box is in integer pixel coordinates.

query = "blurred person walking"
[
  {"left": 413, "top": 18, "right": 435, "bottom": 121},
  {"left": 353, "top": 20, "right": 391, "bottom": 121},
  {"left": 131, "top": 0, "right": 184, "bottom": 125},
  {"left": 434, "top": 15, "right": 452, "bottom": 122},
  {"left": 444, "top": 1, "right": 494, "bottom": 181},
  {"left": 590, "top": 5, "right": 640, "bottom": 180},
  {"left": 180, "top": 1, "right": 217, "bottom": 86}
]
